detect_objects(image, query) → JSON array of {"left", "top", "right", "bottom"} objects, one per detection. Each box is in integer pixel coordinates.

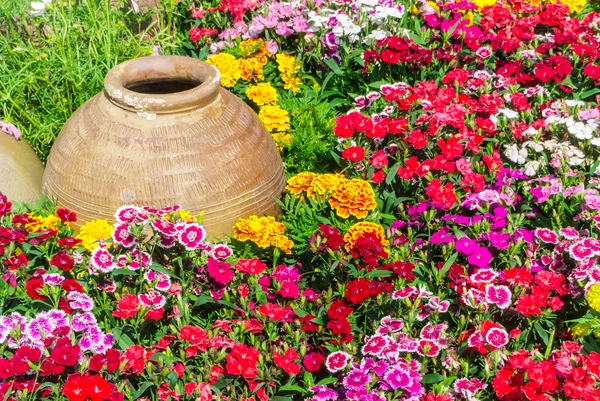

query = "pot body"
[
  {"left": 0, "top": 134, "right": 44, "bottom": 203},
  {"left": 43, "top": 56, "right": 286, "bottom": 236}
]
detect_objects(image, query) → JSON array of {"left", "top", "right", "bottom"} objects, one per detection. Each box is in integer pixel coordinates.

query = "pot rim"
[{"left": 104, "top": 56, "right": 222, "bottom": 114}]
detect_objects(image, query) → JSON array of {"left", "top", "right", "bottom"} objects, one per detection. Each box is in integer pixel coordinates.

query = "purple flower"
[
  {"left": 455, "top": 237, "right": 477, "bottom": 255},
  {"left": 467, "top": 246, "right": 492, "bottom": 268},
  {"left": 384, "top": 367, "right": 412, "bottom": 389},
  {"left": 276, "top": 22, "right": 294, "bottom": 36},
  {"left": 308, "top": 386, "right": 338, "bottom": 401},
  {"left": 71, "top": 312, "right": 97, "bottom": 332},
  {"left": 24, "top": 313, "right": 56, "bottom": 347},
  {"left": 343, "top": 368, "right": 371, "bottom": 390},
  {"left": 0, "top": 121, "right": 21, "bottom": 140},
  {"left": 67, "top": 291, "right": 95, "bottom": 312},
  {"left": 80, "top": 326, "right": 105, "bottom": 353}
]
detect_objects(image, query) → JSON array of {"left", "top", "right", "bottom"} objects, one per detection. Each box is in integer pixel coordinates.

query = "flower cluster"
[{"left": 233, "top": 215, "right": 294, "bottom": 254}]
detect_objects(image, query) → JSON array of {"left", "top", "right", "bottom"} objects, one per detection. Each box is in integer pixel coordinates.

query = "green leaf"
[
  {"left": 111, "top": 268, "right": 136, "bottom": 276},
  {"left": 150, "top": 262, "right": 176, "bottom": 278},
  {"left": 132, "top": 382, "right": 154, "bottom": 399},
  {"left": 534, "top": 322, "right": 549, "bottom": 345},
  {"left": 365, "top": 269, "right": 394, "bottom": 278},
  {"left": 422, "top": 373, "right": 446, "bottom": 384},
  {"left": 316, "top": 377, "right": 338, "bottom": 386},
  {"left": 279, "top": 385, "right": 306, "bottom": 394},
  {"left": 441, "top": 253, "right": 458, "bottom": 275},
  {"left": 386, "top": 162, "right": 401, "bottom": 185},
  {"left": 324, "top": 58, "right": 342, "bottom": 75},
  {"left": 194, "top": 295, "right": 216, "bottom": 307}
]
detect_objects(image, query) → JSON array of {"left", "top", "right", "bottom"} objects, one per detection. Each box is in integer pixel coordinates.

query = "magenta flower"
[
  {"left": 383, "top": 367, "right": 411, "bottom": 389},
  {"left": 535, "top": 228, "right": 559, "bottom": 244},
  {"left": 456, "top": 237, "right": 477, "bottom": 255},
  {"left": 467, "top": 246, "right": 492, "bottom": 268},
  {"left": 91, "top": 247, "right": 116, "bottom": 273},
  {"left": 112, "top": 223, "right": 137, "bottom": 248},
  {"left": 485, "top": 284, "right": 512, "bottom": 309},
  {"left": 342, "top": 368, "right": 371, "bottom": 390},
  {"left": 178, "top": 223, "right": 207, "bottom": 250},
  {"left": 485, "top": 327, "right": 509, "bottom": 348},
  {"left": 206, "top": 258, "right": 234, "bottom": 285},
  {"left": 325, "top": 351, "right": 351, "bottom": 373}
]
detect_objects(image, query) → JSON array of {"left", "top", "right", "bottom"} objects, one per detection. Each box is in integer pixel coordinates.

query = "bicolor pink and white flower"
[
  {"left": 325, "top": 351, "right": 351, "bottom": 372},
  {"left": 178, "top": 223, "right": 207, "bottom": 250},
  {"left": 485, "top": 284, "right": 512, "bottom": 309},
  {"left": 91, "top": 246, "right": 116, "bottom": 273}
]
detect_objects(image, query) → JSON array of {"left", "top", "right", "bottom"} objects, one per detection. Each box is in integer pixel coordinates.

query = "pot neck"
[{"left": 104, "top": 56, "right": 221, "bottom": 114}]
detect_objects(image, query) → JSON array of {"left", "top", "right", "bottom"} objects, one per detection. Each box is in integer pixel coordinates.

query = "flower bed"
[{"left": 5, "top": 0, "right": 600, "bottom": 400}]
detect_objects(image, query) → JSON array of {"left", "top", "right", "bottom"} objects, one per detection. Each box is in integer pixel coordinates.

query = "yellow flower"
[
  {"left": 276, "top": 54, "right": 302, "bottom": 92},
  {"left": 472, "top": 0, "right": 496, "bottom": 7},
  {"left": 206, "top": 53, "right": 241, "bottom": 88},
  {"left": 240, "top": 57, "right": 265, "bottom": 82},
  {"left": 177, "top": 210, "right": 197, "bottom": 222},
  {"left": 428, "top": 1, "right": 440, "bottom": 12},
  {"left": 259, "top": 105, "right": 290, "bottom": 132},
  {"left": 24, "top": 213, "right": 60, "bottom": 232},
  {"left": 328, "top": 178, "right": 377, "bottom": 219},
  {"left": 233, "top": 215, "right": 293, "bottom": 254},
  {"left": 272, "top": 132, "right": 293, "bottom": 150},
  {"left": 287, "top": 172, "right": 317, "bottom": 195},
  {"left": 246, "top": 83, "right": 278, "bottom": 106},
  {"left": 76, "top": 219, "right": 113, "bottom": 252},
  {"left": 344, "top": 222, "right": 389, "bottom": 252},
  {"left": 571, "top": 322, "right": 591, "bottom": 339},
  {"left": 558, "top": 0, "right": 586, "bottom": 13},
  {"left": 587, "top": 283, "right": 600, "bottom": 313},
  {"left": 239, "top": 38, "right": 269, "bottom": 59},
  {"left": 309, "top": 174, "right": 345, "bottom": 200}
]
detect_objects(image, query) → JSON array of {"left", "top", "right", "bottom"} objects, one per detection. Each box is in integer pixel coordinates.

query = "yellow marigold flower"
[
  {"left": 587, "top": 283, "right": 600, "bottom": 313},
  {"left": 76, "top": 219, "right": 113, "bottom": 252},
  {"left": 239, "top": 38, "right": 269, "bottom": 58},
  {"left": 287, "top": 172, "right": 317, "bottom": 195},
  {"left": 233, "top": 215, "right": 293, "bottom": 254},
  {"left": 328, "top": 178, "right": 377, "bottom": 219},
  {"left": 472, "top": 0, "right": 496, "bottom": 7},
  {"left": 558, "top": 0, "right": 586, "bottom": 13},
  {"left": 571, "top": 322, "right": 591, "bottom": 339},
  {"left": 428, "top": 1, "right": 440, "bottom": 12},
  {"left": 206, "top": 53, "right": 241, "bottom": 88},
  {"left": 240, "top": 57, "right": 265, "bottom": 82},
  {"left": 410, "top": 5, "right": 420, "bottom": 14},
  {"left": 24, "top": 213, "right": 60, "bottom": 232},
  {"left": 246, "top": 83, "right": 278, "bottom": 106},
  {"left": 259, "top": 105, "right": 290, "bottom": 132},
  {"left": 309, "top": 174, "right": 346, "bottom": 200},
  {"left": 272, "top": 132, "right": 293, "bottom": 150},
  {"left": 344, "top": 222, "right": 389, "bottom": 251},
  {"left": 276, "top": 54, "right": 302, "bottom": 93},
  {"left": 177, "top": 210, "right": 197, "bottom": 222}
]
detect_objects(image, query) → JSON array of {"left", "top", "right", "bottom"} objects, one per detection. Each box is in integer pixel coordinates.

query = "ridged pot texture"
[
  {"left": 43, "top": 56, "right": 286, "bottom": 236},
  {"left": 0, "top": 134, "right": 44, "bottom": 203}
]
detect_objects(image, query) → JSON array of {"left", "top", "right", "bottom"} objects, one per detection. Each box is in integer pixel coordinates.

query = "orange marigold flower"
[
  {"left": 233, "top": 215, "right": 294, "bottom": 254},
  {"left": 328, "top": 178, "right": 377, "bottom": 219},
  {"left": 287, "top": 172, "right": 317, "bottom": 195},
  {"left": 344, "top": 222, "right": 389, "bottom": 251},
  {"left": 309, "top": 174, "right": 345, "bottom": 200}
]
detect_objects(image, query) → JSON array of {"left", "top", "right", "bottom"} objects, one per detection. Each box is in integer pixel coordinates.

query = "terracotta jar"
[
  {"left": 43, "top": 56, "right": 286, "bottom": 236},
  {"left": 0, "top": 133, "right": 44, "bottom": 203}
]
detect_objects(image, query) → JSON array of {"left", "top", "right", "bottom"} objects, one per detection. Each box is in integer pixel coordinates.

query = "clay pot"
[
  {"left": 43, "top": 56, "right": 286, "bottom": 236},
  {"left": 0, "top": 133, "right": 44, "bottom": 203}
]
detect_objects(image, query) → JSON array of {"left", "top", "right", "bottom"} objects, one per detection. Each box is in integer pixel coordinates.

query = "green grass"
[{"left": 0, "top": 0, "right": 181, "bottom": 162}]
